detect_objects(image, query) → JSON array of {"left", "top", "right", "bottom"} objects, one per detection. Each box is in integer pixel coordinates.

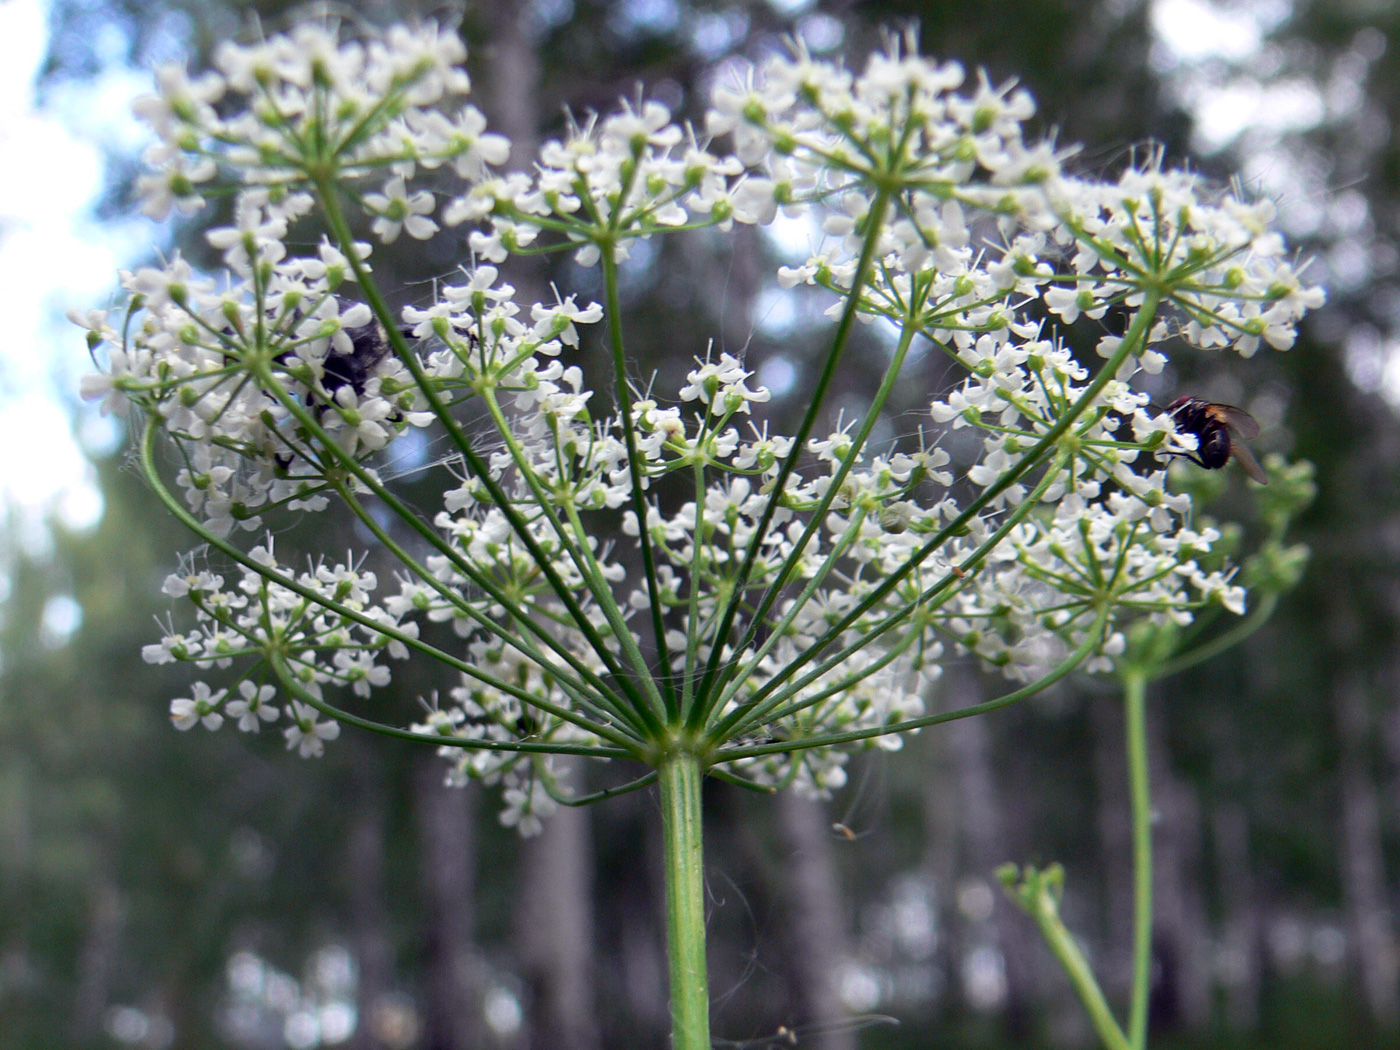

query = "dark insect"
[
  {"left": 320, "top": 299, "right": 397, "bottom": 400},
  {"left": 271, "top": 298, "right": 410, "bottom": 472},
  {"left": 272, "top": 296, "right": 401, "bottom": 403},
  {"left": 1166, "top": 396, "right": 1268, "bottom": 485}
]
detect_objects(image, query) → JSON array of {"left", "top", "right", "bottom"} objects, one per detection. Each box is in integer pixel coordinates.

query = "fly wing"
[
  {"left": 1230, "top": 441, "right": 1269, "bottom": 485},
  {"left": 1217, "top": 404, "right": 1261, "bottom": 440}
]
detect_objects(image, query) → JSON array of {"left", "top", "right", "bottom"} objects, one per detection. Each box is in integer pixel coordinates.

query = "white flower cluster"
[
  {"left": 721, "top": 39, "right": 1324, "bottom": 355},
  {"left": 77, "top": 244, "right": 445, "bottom": 536},
  {"left": 442, "top": 100, "right": 747, "bottom": 266},
  {"left": 82, "top": 23, "right": 1322, "bottom": 831},
  {"left": 144, "top": 541, "right": 411, "bottom": 755},
  {"left": 131, "top": 23, "right": 503, "bottom": 222}
]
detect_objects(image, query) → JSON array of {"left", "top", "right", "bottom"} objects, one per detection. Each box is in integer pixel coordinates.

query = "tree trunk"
[
  {"left": 1211, "top": 798, "right": 1261, "bottom": 1030},
  {"left": 945, "top": 670, "right": 1035, "bottom": 1036},
  {"left": 1090, "top": 693, "right": 1134, "bottom": 1004},
  {"left": 919, "top": 721, "right": 962, "bottom": 1026},
  {"left": 70, "top": 874, "right": 122, "bottom": 1043},
  {"left": 775, "top": 789, "right": 855, "bottom": 1050},
  {"left": 515, "top": 758, "right": 601, "bottom": 1050},
  {"left": 1336, "top": 675, "right": 1400, "bottom": 1027},
  {"left": 1145, "top": 710, "right": 1211, "bottom": 1033},
  {"left": 469, "top": 12, "right": 603, "bottom": 1045},
  {"left": 347, "top": 758, "right": 393, "bottom": 1050},
  {"left": 412, "top": 757, "right": 485, "bottom": 1049},
  {"left": 479, "top": 0, "right": 542, "bottom": 172}
]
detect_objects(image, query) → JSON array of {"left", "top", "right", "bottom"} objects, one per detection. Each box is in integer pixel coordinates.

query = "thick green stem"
[
  {"left": 1124, "top": 667, "right": 1152, "bottom": 1050},
  {"left": 659, "top": 750, "right": 710, "bottom": 1050}
]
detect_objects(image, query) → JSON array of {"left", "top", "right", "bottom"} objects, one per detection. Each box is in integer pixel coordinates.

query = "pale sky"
[{"left": 0, "top": 0, "right": 147, "bottom": 550}]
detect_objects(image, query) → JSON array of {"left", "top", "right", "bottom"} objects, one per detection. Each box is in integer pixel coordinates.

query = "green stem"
[
  {"left": 473, "top": 383, "right": 667, "bottom": 725},
  {"left": 1124, "top": 666, "right": 1152, "bottom": 1050},
  {"left": 711, "top": 448, "right": 1071, "bottom": 743},
  {"left": 268, "top": 654, "right": 630, "bottom": 757},
  {"left": 328, "top": 479, "right": 641, "bottom": 738},
  {"left": 601, "top": 246, "right": 677, "bottom": 711},
  {"left": 659, "top": 750, "right": 710, "bottom": 1050},
  {"left": 1027, "top": 887, "right": 1131, "bottom": 1050},
  {"left": 138, "top": 419, "right": 636, "bottom": 750},
  {"left": 696, "top": 187, "right": 893, "bottom": 712},
  {"left": 695, "top": 279, "right": 918, "bottom": 727},
  {"left": 709, "top": 291, "right": 1163, "bottom": 738},
  {"left": 711, "top": 604, "right": 1109, "bottom": 761}
]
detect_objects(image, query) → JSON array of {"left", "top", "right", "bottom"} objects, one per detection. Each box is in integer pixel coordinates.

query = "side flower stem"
[
  {"left": 1027, "top": 883, "right": 1131, "bottom": 1050},
  {"left": 659, "top": 749, "right": 710, "bottom": 1050},
  {"left": 1124, "top": 666, "right": 1152, "bottom": 1050}
]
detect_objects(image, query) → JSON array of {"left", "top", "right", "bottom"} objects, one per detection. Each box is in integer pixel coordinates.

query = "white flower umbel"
[{"left": 82, "top": 24, "right": 1322, "bottom": 1050}]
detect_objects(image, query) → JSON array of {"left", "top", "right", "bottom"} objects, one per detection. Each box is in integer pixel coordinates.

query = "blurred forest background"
[{"left": 5, "top": 0, "right": 1399, "bottom": 1047}]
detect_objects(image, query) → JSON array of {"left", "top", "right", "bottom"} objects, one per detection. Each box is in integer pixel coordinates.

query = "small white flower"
[
  {"left": 170, "top": 682, "right": 226, "bottom": 731},
  {"left": 364, "top": 176, "right": 440, "bottom": 243},
  {"left": 283, "top": 701, "right": 341, "bottom": 758},
  {"left": 225, "top": 681, "right": 280, "bottom": 732}
]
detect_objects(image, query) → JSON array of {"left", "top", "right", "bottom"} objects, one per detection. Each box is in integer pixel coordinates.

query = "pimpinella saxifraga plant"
[{"left": 75, "top": 22, "right": 1323, "bottom": 1048}]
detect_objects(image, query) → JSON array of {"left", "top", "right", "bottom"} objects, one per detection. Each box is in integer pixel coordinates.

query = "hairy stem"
[{"left": 659, "top": 749, "right": 710, "bottom": 1050}]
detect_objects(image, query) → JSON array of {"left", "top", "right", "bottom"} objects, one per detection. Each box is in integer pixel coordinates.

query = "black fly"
[{"left": 1166, "top": 396, "right": 1268, "bottom": 485}]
